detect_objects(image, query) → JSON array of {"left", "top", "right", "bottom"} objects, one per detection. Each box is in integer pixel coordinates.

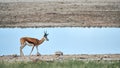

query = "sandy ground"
[
  {"left": 0, "top": 1, "right": 120, "bottom": 27},
  {"left": 0, "top": 54, "right": 120, "bottom": 62}
]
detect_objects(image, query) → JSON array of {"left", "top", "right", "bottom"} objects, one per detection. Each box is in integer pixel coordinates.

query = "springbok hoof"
[{"left": 36, "top": 52, "right": 41, "bottom": 56}]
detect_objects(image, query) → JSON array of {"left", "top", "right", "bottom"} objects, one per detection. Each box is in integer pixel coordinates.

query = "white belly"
[{"left": 25, "top": 41, "right": 34, "bottom": 46}]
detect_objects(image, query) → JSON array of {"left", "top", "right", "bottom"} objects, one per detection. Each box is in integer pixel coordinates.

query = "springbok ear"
[{"left": 44, "top": 31, "right": 45, "bottom": 34}]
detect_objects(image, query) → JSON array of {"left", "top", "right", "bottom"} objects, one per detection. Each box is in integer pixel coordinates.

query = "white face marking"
[
  {"left": 25, "top": 41, "right": 34, "bottom": 46},
  {"left": 44, "top": 36, "right": 49, "bottom": 41}
]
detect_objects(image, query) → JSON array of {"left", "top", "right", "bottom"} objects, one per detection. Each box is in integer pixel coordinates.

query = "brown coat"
[{"left": 20, "top": 37, "right": 45, "bottom": 46}]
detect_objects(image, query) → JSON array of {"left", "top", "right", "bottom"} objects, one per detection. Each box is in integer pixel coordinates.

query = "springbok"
[{"left": 20, "top": 31, "right": 49, "bottom": 56}]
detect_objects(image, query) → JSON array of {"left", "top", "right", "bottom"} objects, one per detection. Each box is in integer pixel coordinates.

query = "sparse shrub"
[
  {"left": 12, "top": 54, "right": 18, "bottom": 57},
  {"left": 55, "top": 51, "right": 63, "bottom": 57}
]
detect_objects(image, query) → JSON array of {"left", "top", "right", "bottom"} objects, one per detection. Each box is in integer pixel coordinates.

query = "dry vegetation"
[
  {"left": 0, "top": 1, "right": 120, "bottom": 27},
  {"left": 0, "top": 60, "right": 120, "bottom": 68},
  {"left": 0, "top": 54, "right": 120, "bottom": 68}
]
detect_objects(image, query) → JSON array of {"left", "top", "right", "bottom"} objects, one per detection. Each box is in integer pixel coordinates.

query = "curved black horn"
[
  {"left": 44, "top": 30, "right": 47, "bottom": 33},
  {"left": 46, "top": 31, "right": 47, "bottom": 33}
]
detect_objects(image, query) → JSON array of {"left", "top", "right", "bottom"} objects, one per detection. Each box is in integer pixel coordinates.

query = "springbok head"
[{"left": 44, "top": 31, "right": 49, "bottom": 41}]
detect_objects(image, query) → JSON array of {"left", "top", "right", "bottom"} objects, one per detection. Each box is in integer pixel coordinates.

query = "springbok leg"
[
  {"left": 20, "top": 45, "right": 25, "bottom": 56},
  {"left": 36, "top": 46, "right": 39, "bottom": 54},
  {"left": 36, "top": 46, "right": 41, "bottom": 56},
  {"left": 29, "top": 46, "right": 34, "bottom": 56}
]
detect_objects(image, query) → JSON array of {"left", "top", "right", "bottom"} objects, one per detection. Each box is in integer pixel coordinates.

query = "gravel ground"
[
  {"left": 0, "top": 1, "right": 120, "bottom": 27},
  {"left": 0, "top": 54, "right": 120, "bottom": 62}
]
